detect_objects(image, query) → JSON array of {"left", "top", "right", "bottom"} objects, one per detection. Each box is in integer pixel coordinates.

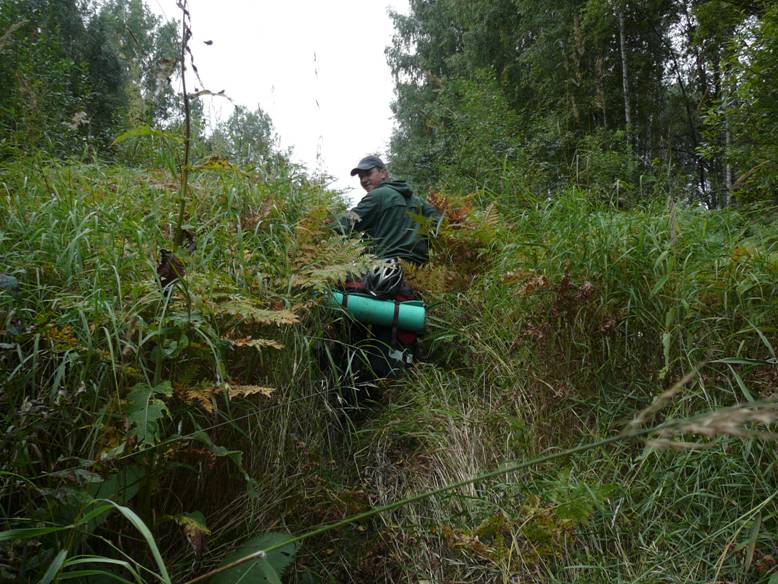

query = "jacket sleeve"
[{"left": 336, "top": 192, "right": 380, "bottom": 234}]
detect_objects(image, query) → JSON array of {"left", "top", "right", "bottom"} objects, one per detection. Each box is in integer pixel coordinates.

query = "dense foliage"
[
  {"left": 1, "top": 1, "right": 777, "bottom": 583},
  {"left": 0, "top": 0, "right": 280, "bottom": 169},
  {"left": 2, "top": 160, "right": 777, "bottom": 582},
  {"left": 388, "top": 0, "right": 778, "bottom": 207},
  {"left": 0, "top": 0, "right": 179, "bottom": 155},
  {"left": 0, "top": 155, "right": 365, "bottom": 581}
]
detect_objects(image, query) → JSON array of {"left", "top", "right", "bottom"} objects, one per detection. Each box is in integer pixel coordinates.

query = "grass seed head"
[{"left": 649, "top": 403, "right": 778, "bottom": 449}]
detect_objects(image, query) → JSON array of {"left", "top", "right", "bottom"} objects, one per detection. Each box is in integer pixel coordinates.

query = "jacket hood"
[{"left": 382, "top": 180, "right": 413, "bottom": 198}]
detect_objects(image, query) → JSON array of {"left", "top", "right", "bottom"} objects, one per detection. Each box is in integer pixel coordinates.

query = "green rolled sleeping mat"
[{"left": 329, "top": 291, "right": 426, "bottom": 332}]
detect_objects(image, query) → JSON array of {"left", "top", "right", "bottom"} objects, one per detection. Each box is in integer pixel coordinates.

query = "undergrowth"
[
  {"left": 1, "top": 158, "right": 777, "bottom": 583},
  {"left": 353, "top": 190, "right": 778, "bottom": 583}
]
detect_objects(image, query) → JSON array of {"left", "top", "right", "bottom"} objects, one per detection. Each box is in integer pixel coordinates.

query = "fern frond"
[
  {"left": 230, "top": 336, "right": 285, "bottom": 350},
  {"left": 402, "top": 261, "right": 453, "bottom": 294},
  {"left": 214, "top": 300, "right": 299, "bottom": 326},
  {"left": 177, "top": 386, "right": 218, "bottom": 413},
  {"left": 227, "top": 384, "right": 275, "bottom": 398},
  {"left": 292, "top": 233, "right": 374, "bottom": 290},
  {"left": 482, "top": 203, "right": 499, "bottom": 228}
]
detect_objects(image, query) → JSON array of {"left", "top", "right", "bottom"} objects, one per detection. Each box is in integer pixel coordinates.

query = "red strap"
[{"left": 392, "top": 300, "right": 400, "bottom": 344}]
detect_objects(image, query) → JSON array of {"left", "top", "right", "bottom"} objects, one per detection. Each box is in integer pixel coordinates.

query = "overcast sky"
[{"left": 149, "top": 0, "right": 409, "bottom": 202}]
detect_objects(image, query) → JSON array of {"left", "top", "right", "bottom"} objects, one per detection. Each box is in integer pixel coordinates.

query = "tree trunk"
[
  {"left": 616, "top": 1, "right": 633, "bottom": 149},
  {"left": 679, "top": 0, "right": 708, "bottom": 197},
  {"left": 722, "top": 59, "right": 733, "bottom": 208},
  {"left": 595, "top": 56, "right": 608, "bottom": 128},
  {"left": 723, "top": 113, "right": 731, "bottom": 208}
]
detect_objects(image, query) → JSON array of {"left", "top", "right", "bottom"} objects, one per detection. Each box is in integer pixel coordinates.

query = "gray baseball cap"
[{"left": 350, "top": 155, "right": 385, "bottom": 176}]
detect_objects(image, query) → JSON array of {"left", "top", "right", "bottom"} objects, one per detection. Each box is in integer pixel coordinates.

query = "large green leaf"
[
  {"left": 0, "top": 503, "right": 116, "bottom": 544},
  {"left": 210, "top": 532, "right": 297, "bottom": 584},
  {"left": 98, "top": 500, "right": 171, "bottom": 584},
  {"left": 0, "top": 526, "right": 72, "bottom": 542},
  {"left": 62, "top": 555, "right": 141, "bottom": 583},
  {"left": 88, "top": 465, "right": 145, "bottom": 503},
  {"left": 39, "top": 549, "right": 68, "bottom": 584},
  {"left": 127, "top": 382, "right": 173, "bottom": 446}
]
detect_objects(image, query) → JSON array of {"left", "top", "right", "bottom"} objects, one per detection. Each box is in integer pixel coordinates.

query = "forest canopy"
[
  {"left": 387, "top": 0, "right": 778, "bottom": 207},
  {"left": 0, "top": 0, "right": 281, "bottom": 168}
]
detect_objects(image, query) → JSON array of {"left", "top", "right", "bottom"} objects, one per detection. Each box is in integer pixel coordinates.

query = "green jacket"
[{"left": 337, "top": 180, "right": 441, "bottom": 264}]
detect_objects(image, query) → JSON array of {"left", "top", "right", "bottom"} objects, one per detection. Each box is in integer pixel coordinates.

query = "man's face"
[{"left": 358, "top": 167, "right": 388, "bottom": 193}]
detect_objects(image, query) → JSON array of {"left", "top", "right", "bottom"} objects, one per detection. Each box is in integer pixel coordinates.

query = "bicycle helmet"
[{"left": 362, "top": 261, "right": 405, "bottom": 299}]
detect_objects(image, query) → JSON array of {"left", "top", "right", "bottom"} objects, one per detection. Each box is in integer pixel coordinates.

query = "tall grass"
[
  {"left": 346, "top": 191, "right": 778, "bottom": 582},
  {"left": 2, "top": 157, "right": 777, "bottom": 582},
  {"left": 0, "top": 156, "right": 358, "bottom": 580}
]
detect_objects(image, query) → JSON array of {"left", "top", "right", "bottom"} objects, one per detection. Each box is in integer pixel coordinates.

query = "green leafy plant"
[
  {"left": 208, "top": 532, "right": 298, "bottom": 584},
  {"left": 126, "top": 381, "right": 174, "bottom": 446}
]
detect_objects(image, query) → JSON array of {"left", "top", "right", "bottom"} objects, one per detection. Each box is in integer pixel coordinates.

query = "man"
[
  {"left": 325, "top": 156, "right": 441, "bottom": 388},
  {"left": 337, "top": 155, "right": 441, "bottom": 265}
]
